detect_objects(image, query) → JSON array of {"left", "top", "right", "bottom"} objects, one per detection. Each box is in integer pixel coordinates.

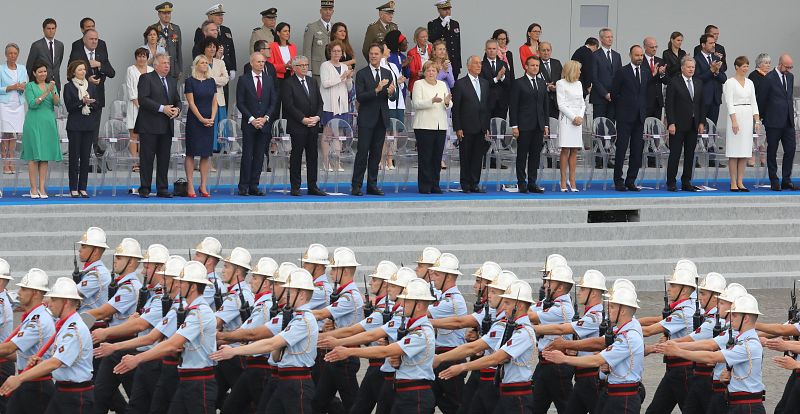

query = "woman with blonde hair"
[
  {"left": 556, "top": 60, "right": 586, "bottom": 191},
  {"left": 183, "top": 54, "right": 218, "bottom": 197},
  {"left": 412, "top": 60, "right": 452, "bottom": 193}
]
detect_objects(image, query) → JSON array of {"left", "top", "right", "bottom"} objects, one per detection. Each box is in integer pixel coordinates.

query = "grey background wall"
[{"left": 0, "top": 0, "right": 797, "bottom": 110}]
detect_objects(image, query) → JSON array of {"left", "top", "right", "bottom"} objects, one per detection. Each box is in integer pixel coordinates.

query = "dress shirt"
[
  {"left": 248, "top": 70, "right": 266, "bottom": 124},
  {"left": 488, "top": 59, "right": 503, "bottom": 83},
  {"left": 469, "top": 73, "right": 481, "bottom": 97},
  {"left": 683, "top": 75, "right": 695, "bottom": 101},
  {"left": 601, "top": 46, "right": 613, "bottom": 63}
]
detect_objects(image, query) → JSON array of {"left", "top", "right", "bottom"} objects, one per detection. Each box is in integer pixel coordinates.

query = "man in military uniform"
[
  {"left": 114, "top": 261, "right": 219, "bottom": 412},
  {"left": 250, "top": 8, "right": 277, "bottom": 56},
  {"left": 193, "top": 236, "right": 227, "bottom": 311},
  {"left": 0, "top": 259, "right": 13, "bottom": 413},
  {"left": 0, "top": 269, "right": 54, "bottom": 413},
  {"left": 427, "top": 0, "right": 462, "bottom": 79},
  {"left": 303, "top": 0, "right": 334, "bottom": 86},
  {"left": 0, "top": 277, "right": 94, "bottom": 412},
  {"left": 362, "top": 1, "right": 398, "bottom": 60},
  {"left": 195, "top": 4, "right": 236, "bottom": 104},
  {"left": 154, "top": 2, "right": 183, "bottom": 80},
  {"left": 87, "top": 237, "right": 144, "bottom": 414},
  {"left": 75, "top": 226, "right": 111, "bottom": 313}
]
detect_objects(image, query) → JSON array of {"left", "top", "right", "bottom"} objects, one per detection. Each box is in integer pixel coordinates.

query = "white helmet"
[
  {"left": 499, "top": 280, "right": 535, "bottom": 304},
  {"left": 540, "top": 254, "right": 568, "bottom": 272},
  {"left": 698, "top": 272, "right": 726, "bottom": 295},
  {"left": 612, "top": 279, "right": 636, "bottom": 292},
  {"left": 0, "top": 258, "right": 11, "bottom": 280},
  {"left": 176, "top": 261, "right": 214, "bottom": 285},
  {"left": 77, "top": 227, "right": 109, "bottom": 249},
  {"left": 328, "top": 247, "right": 361, "bottom": 268},
  {"left": 416, "top": 247, "right": 442, "bottom": 265},
  {"left": 718, "top": 283, "right": 748, "bottom": 304},
  {"left": 45, "top": 277, "right": 82, "bottom": 300},
  {"left": 17, "top": 268, "right": 49, "bottom": 292},
  {"left": 114, "top": 238, "right": 144, "bottom": 259},
  {"left": 576, "top": 270, "right": 607, "bottom": 291},
  {"left": 195, "top": 237, "right": 223, "bottom": 259},
  {"left": 544, "top": 265, "right": 574, "bottom": 284},
  {"left": 488, "top": 270, "right": 518, "bottom": 291},
  {"left": 473, "top": 261, "right": 502, "bottom": 282},
  {"left": 302, "top": 244, "right": 330, "bottom": 265},
  {"left": 608, "top": 286, "right": 640, "bottom": 309},
  {"left": 398, "top": 278, "right": 437, "bottom": 301},
  {"left": 157, "top": 255, "right": 187, "bottom": 277},
  {"left": 668, "top": 268, "right": 697, "bottom": 289},
  {"left": 284, "top": 269, "right": 316, "bottom": 291},
  {"left": 252, "top": 258, "right": 279, "bottom": 278},
  {"left": 223, "top": 247, "right": 252, "bottom": 270},
  {"left": 141, "top": 244, "right": 170, "bottom": 264},
  {"left": 428, "top": 253, "right": 462, "bottom": 275},
  {"left": 675, "top": 259, "right": 698, "bottom": 275},
  {"left": 271, "top": 262, "right": 298, "bottom": 284},
  {"left": 730, "top": 293, "right": 761, "bottom": 315},
  {"left": 388, "top": 267, "right": 417, "bottom": 287},
  {"left": 370, "top": 261, "right": 398, "bottom": 280}
]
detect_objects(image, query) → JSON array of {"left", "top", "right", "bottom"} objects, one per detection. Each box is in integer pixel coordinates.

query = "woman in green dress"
[{"left": 22, "top": 61, "right": 61, "bottom": 198}]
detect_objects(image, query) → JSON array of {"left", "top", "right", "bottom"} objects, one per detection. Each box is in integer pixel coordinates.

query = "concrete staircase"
[{"left": 2, "top": 195, "right": 800, "bottom": 291}]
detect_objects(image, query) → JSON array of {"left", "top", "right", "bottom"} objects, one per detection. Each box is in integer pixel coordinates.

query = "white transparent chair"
[
  {"left": 387, "top": 118, "right": 416, "bottom": 192},
  {"left": 169, "top": 120, "right": 187, "bottom": 184},
  {"left": 214, "top": 118, "right": 243, "bottom": 194},
  {"left": 321, "top": 118, "right": 356, "bottom": 193},
  {"left": 269, "top": 119, "right": 291, "bottom": 193},
  {"left": 584, "top": 117, "right": 616, "bottom": 190},
  {"left": 381, "top": 118, "right": 408, "bottom": 189},
  {"left": 696, "top": 118, "right": 722, "bottom": 186},
  {"left": 0, "top": 121, "right": 24, "bottom": 196},
  {"left": 539, "top": 117, "right": 560, "bottom": 191},
  {"left": 640, "top": 117, "right": 670, "bottom": 188},
  {"left": 753, "top": 119, "right": 768, "bottom": 186},
  {"left": 486, "top": 117, "right": 515, "bottom": 191},
  {"left": 109, "top": 100, "right": 127, "bottom": 121},
  {"left": 102, "top": 119, "right": 135, "bottom": 196}
]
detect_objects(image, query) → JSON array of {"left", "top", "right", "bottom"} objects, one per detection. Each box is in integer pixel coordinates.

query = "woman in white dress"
[
  {"left": 723, "top": 56, "right": 760, "bottom": 192},
  {"left": 0, "top": 43, "right": 27, "bottom": 174},
  {"left": 125, "top": 47, "right": 153, "bottom": 172},
  {"left": 556, "top": 60, "right": 586, "bottom": 191}
]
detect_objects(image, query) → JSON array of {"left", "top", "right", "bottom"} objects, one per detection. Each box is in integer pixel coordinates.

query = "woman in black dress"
[
  {"left": 662, "top": 31, "right": 686, "bottom": 78},
  {"left": 184, "top": 54, "right": 218, "bottom": 197}
]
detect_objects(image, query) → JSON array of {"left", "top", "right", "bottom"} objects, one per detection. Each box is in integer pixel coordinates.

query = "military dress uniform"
[
  {"left": 308, "top": 273, "right": 332, "bottom": 381},
  {"left": 203, "top": 270, "right": 227, "bottom": 311},
  {"left": 362, "top": 2, "right": 398, "bottom": 60},
  {"left": 496, "top": 314, "right": 536, "bottom": 414},
  {"left": 720, "top": 328, "right": 765, "bottom": 414},
  {"left": 426, "top": 8, "right": 462, "bottom": 79},
  {"left": 597, "top": 318, "right": 645, "bottom": 414},
  {"left": 249, "top": 8, "right": 277, "bottom": 54},
  {"left": 265, "top": 302, "right": 319, "bottom": 414},
  {"left": 469, "top": 309, "right": 506, "bottom": 414},
  {"left": 0, "top": 286, "right": 15, "bottom": 411},
  {"left": 376, "top": 302, "right": 405, "bottom": 414},
  {"left": 255, "top": 304, "right": 285, "bottom": 412},
  {"left": 7, "top": 304, "right": 56, "bottom": 414},
  {"left": 709, "top": 327, "right": 735, "bottom": 414},
  {"left": 565, "top": 302, "right": 604, "bottom": 414},
  {"left": 531, "top": 293, "right": 575, "bottom": 414},
  {"left": 215, "top": 281, "right": 255, "bottom": 408},
  {"left": 350, "top": 294, "right": 393, "bottom": 414},
  {"left": 45, "top": 311, "right": 94, "bottom": 414},
  {"left": 683, "top": 306, "right": 719, "bottom": 414},
  {"left": 428, "top": 286, "right": 468, "bottom": 414},
  {"left": 393, "top": 314, "right": 436, "bottom": 413},
  {"left": 224, "top": 290, "right": 273, "bottom": 413},
  {"left": 303, "top": 17, "right": 332, "bottom": 84},
  {"left": 150, "top": 298, "right": 185, "bottom": 414},
  {"left": 645, "top": 297, "right": 698, "bottom": 414},
  {"left": 313, "top": 280, "right": 364, "bottom": 412},
  {"left": 170, "top": 295, "right": 218, "bottom": 412},
  {"left": 125, "top": 284, "right": 165, "bottom": 414},
  {"left": 458, "top": 303, "right": 498, "bottom": 414},
  {"left": 77, "top": 259, "right": 111, "bottom": 313},
  {"left": 154, "top": 3, "right": 183, "bottom": 80}
]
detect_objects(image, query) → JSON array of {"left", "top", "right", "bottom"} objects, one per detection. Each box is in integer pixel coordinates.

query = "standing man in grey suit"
[
  {"left": 26, "top": 18, "right": 64, "bottom": 91},
  {"left": 154, "top": 2, "right": 183, "bottom": 80},
  {"left": 303, "top": 0, "right": 334, "bottom": 87}
]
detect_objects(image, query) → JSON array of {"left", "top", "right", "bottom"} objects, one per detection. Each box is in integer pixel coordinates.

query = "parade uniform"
[
  {"left": 170, "top": 296, "right": 218, "bottom": 412},
  {"left": 0, "top": 288, "right": 15, "bottom": 412},
  {"left": 154, "top": 2, "right": 182, "bottom": 79},
  {"left": 150, "top": 299, "right": 184, "bottom": 414},
  {"left": 532, "top": 293, "right": 575, "bottom": 414},
  {"left": 255, "top": 305, "right": 285, "bottom": 412},
  {"left": 468, "top": 309, "right": 506, "bottom": 414},
  {"left": 45, "top": 311, "right": 94, "bottom": 414},
  {"left": 214, "top": 281, "right": 254, "bottom": 408},
  {"left": 376, "top": 303, "right": 404, "bottom": 414},
  {"left": 565, "top": 303, "right": 604, "bottom": 414},
  {"left": 457, "top": 304, "right": 498, "bottom": 414},
  {"left": 392, "top": 314, "right": 436, "bottom": 414},
  {"left": 77, "top": 260, "right": 111, "bottom": 313},
  {"left": 428, "top": 285, "right": 468, "bottom": 414},
  {"left": 249, "top": 8, "right": 278, "bottom": 55},
  {"left": 308, "top": 273, "right": 332, "bottom": 381},
  {"left": 709, "top": 327, "right": 735, "bottom": 414},
  {"left": 720, "top": 328, "right": 765, "bottom": 414},
  {"left": 427, "top": 10, "right": 462, "bottom": 79},
  {"left": 265, "top": 302, "right": 319, "bottom": 414},
  {"left": 303, "top": 18, "right": 332, "bottom": 83},
  {"left": 496, "top": 314, "right": 536, "bottom": 414},
  {"left": 313, "top": 280, "right": 364, "bottom": 413},
  {"left": 7, "top": 303, "right": 56, "bottom": 414},
  {"left": 125, "top": 285, "right": 165, "bottom": 414},
  {"left": 202, "top": 271, "right": 227, "bottom": 311},
  {"left": 597, "top": 318, "right": 645, "bottom": 414},
  {"left": 645, "top": 297, "right": 697, "bottom": 414},
  {"left": 362, "top": 2, "right": 398, "bottom": 60},
  {"left": 683, "top": 306, "right": 719, "bottom": 414},
  {"left": 350, "top": 295, "right": 393, "bottom": 414}
]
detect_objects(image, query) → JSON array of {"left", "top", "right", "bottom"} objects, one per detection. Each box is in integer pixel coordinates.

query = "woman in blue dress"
[{"left": 184, "top": 55, "right": 217, "bottom": 197}]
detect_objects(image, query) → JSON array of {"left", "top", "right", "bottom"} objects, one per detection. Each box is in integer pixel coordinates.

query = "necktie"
[
  {"left": 635, "top": 66, "right": 641, "bottom": 84},
  {"left": 782, "top": 73, "right": 788, "bottom": 92},
  {"left": 491, "top": 60, "right": 496, "bottom": 74},
  {"left": 161, "top": 77, "right": 169, "bottom": 97},
  {"left": 89, "top": 51, "right": 94, "bottom": 61},
  {"left": 374, "top": 68, "right": 380, "bottom": 83},
  {"left": 544, "top": 61, "right": 550, "bottom": 76},
  {"left": 607, "top": 50, "right": 612, "bottom": 64},
  {"left": 163, "top": 26, "right": 169, "bottom": 37},
  {"left": 687, "top": 78, "right": 694, "bottom": 100},
  {"left": 649, "top": 57, "right": 655, "bottom": 75},
  {"left": 300, "top": 78, "right": 309, "bottom": 96},
  {"left": 472, "top": 77, "right": 481, "bottom": 99},
  {"left": 530, "top": 77, "right": 537, "bottom": 92},
  {"left": 325, "top": 23, "right": 330, "bottom": 33},
  {"left": 48, "top": 41, "right": 54, "bottom": 63},
  {"left": 707, "top": 55, "right": 712, "bottom": 66},
  {"left": 256, "top": 75, "right": 262, "bottom": 98}
]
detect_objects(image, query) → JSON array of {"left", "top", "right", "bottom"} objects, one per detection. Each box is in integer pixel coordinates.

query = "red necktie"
[
  {"left": 256, "top": 75, "right": 263, "bottom": 99},
  {"left": 649, "top": 57, "right": 655, "bottom": 76}
]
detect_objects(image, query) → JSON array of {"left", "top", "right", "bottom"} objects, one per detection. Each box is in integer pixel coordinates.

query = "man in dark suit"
[
  {"left": 135, "top": 53, "right": 181, "bottom": 198},
  {"left": 643, "top": 36, "right": 669, "bottom": 118},
  {"left": 694, "top": 34, "right": 727, "bottom": 124},
  {"left": 571, "top": 37, "right": 598, "bottom": 98},
  {"left": 590, "top": 28, "right": 622, "bottom": 120},
  {"left": 427, "top": 0, "right": 461, "bottom": 79},
  {"left": 665, "top": 56, "right": 706, "bottom": 192},
  {"left": 538, "top": 41, "right": 562, "bottom": 118},
  {"left": 195, "top": 5, "right": 236, "bottom": 83},
  {"left": 758, "top": 54, "right": 796, "bottom": 191},
  {"left": 611, "top": 45, "right": 651, "bottom": 191},
  {"left": 26, "top": 18, "right": 64, "bottom": 91},
  {"left": 452, "top": 56, "right": 490, "bottom": 193},
  {"left": 510, "top": 56, "right": 549, "bottom": 193},
  {"left": 351, "top": 43, "right": 397, "bottom": 196},
  {"left": 69, "top": 29, "right": 115, "bottom": 157},
  {"left": 692, "top": 25, "right": 727, "bottom": 74},
  {"left": 69, "top": 18, "right": 108, "bottom": 64},
  {"left": 236, "top": 53, "right": 278, "bottom": 196},
  {"left": 281, "top": 56, "right": 327, "bottom": 196},
  {"left": 245, "top": 40, "right": 279, "bottom": 119},
  {"left": 480, "top": 39, "right": 511, "bottom": 119}
]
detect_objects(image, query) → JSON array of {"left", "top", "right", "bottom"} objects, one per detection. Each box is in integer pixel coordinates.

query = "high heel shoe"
[
  {"left": 738, "top": 186, "right": 750, "bottom": 192},
  {"left": 200, "top": 191, "right": 211, "bottom": 198},
  {"left": 188, "top": 192, "right": 197, "bottom": 198},
  {"left": 79, "top": 191, "right": 90, "bottom": 198},
  {"left": 560, "top": 187, "right": 568, "bottom": 192},
  {"left": 30, "top": 190, "right": 40, "bottom": 199},
  {"left": 70, "top": 191, "right": 80, "bottom": 198},
  {"left": 39, "top": 192, "right": 48, "bottom": 199}
]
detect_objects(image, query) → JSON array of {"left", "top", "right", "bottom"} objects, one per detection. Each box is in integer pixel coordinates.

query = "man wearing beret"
[
  {"left": 154, "top": 2, "right": 183, "bottom": 80},
  {"left": 250, "top": 8, "right": 277, "bottom": 55},
  {"left": 303, "top": 0, "right": 334, "bottom": 86},
  {"left": 362, "top": 1, "right": 398, "bottom": 60}
]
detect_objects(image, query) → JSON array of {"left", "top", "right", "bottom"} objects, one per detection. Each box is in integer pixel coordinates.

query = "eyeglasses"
[
  {"left": 294, "top": 64, "right": 309, "bottom": 67},
  {"left": 496, "top": 37, "right": 507, "bottom": 41}
]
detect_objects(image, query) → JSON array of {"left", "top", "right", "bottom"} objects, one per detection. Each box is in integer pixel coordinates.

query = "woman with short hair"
[{"left": 63, "top": 60, "right": 100, "bottom": 198}]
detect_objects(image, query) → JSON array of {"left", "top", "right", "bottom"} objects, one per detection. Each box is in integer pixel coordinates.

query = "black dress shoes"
[
  {"left": 472, "top": 187, "right": 486, "bottom": 194},
  {"left": 625, "top": 183, "right": 640, "bottom": 192},
  {"left": 682, "top": 185, "right": 700, "bottom": 192},
  {"left": 238, "top": 189, "right": 249, "bottom": 196},
  {"left": 528, "top": 185, "right": 545, "bottom": 194},
  {"left": 782, "top": 182, "right": 799, "bottom": 191},
  {"left": 367, "top": 187, "right": 384, "bottom": 196},
  {"left": 157, "top": 192, "right": 173, "bottom": 198},
  {"left": 614, "top": 184, "right": 627, "bottom": 192},
  {"left": 308, "top": 187, "right": 328, "bottom": 196},
  {"left": 290, "top": 188, "right": 302, "bottom": 196},
  {"left": 461, "top": 187, "right": 471, "bottom": 193},
  {"left": 249, "top": 189, "right": 265, "bottom": 196},
  {"left": 517, "top": 184, "right": 529, "bottom": 193},
  {"left": 351, "top": 188, "right": 364, "bottom": 196},
  {"left": 138, "top": 191, "right": 150, "bottom": 198},
  {"left": 667, "top": 185, "right": 677, "bottom": 192},
  {"left": 771, "top": 182, "right": 782, "bottom": 191},
  {"left": 431, "top": 187, "right": 443, "bottom": 194}
]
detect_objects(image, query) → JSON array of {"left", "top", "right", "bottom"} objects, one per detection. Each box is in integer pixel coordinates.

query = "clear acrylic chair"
[
  {"left": 321, "top": 118, "right": 355, "bottom": 193},
  {"left": 696, "top": 118, "right": 723, "bottom": 186},
  {"left": 268, "top": 119, "right": 291, "bottom": 193},
  {"left": 0, "top": 121, "right": 24, "bottom": 196},
  {"left": 640, "top": 117, "right": 670, "bottom": 188},
  {"left": 214, "top": 118, "right": 243, "bottom": 194},
  {"left": 169, "top": 120, "right": 187, "bottom": 184},
  {"left": 383, "top": 118, "right": 410, "bottom": 191},
  {"left": 102, "top": 119, "right": 135, "bottom": 196},
  {"left": 753, "top": 119, "right": 768, "bottom": 186},
  {"left": 486, "top": 117, "right": 515, "bottom": 191},
  {"left": 109, "top": 100, "right": 127, "bottom": 121},
  {"left": 539, "top": 117, "right": 560, "bottom": 191},
  {"left": 584, "top": 117, "right": 616, "bottom": 190}
]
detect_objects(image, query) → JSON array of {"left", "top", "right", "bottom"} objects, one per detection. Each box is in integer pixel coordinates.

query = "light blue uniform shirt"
[
  {"left": 215, "top": 282, "right": 255, "bottom": 347},
  {"left": 571, "top": 303, "right": 604, "bottom": 357},
  {"left": 202, "top": 271, "right": 228, "bottom": 311},
  {"left": 309, "top": 274, "right": 333, "bottom": 332},
  {"left": 600, "top": 318, "right": 644, "bottom": 384},
  {"left": 379, "top": 304, "right": 404, "bottom": 373},
  {"left": 428, "top": 286, "right": 468, "bottom": 348},
  {"left": 720, "top": 328, "right": 763, "bottom": 393},
  {"left": 0, "top": 291, "right": 13, "bottom": 340},
  {"left": 480, "top": 310, "right": 507, "bottom": 359},
  {"left": 326, "top": 281, "right": 364, "bottom": 328},
  {"left": 498, "top": 315, "right": 536, "bottom": 383},
  {"left": 175, "top": 296, "right": 217, "bottom": 369},
  {"left": 689, "top": 307, "right": 719, "bottom": 341},
  {"left": 276, "top": 303, "right": 318, "bottom": 368},
  {"left": 10, "top": 304, "right": 56, "bottom": 372},
  {"left": 396, "top": 315, "right": 435, "bottom": 381},
  {"left": 471, "top": 305, "right": 497, "bottom": 337},
  {"left": 659, "top": 298, "right": 697, "bottom": 339},
  {"left": 359, "top": 296, "right": 392, "bottom": 347},
  {"left": 265, "top": 310, "right": 284, "bottom": 365},
  {"left": 136, "top": 285, "right": 165, "bottom": 352},
  {"left": 50, "top": 312, "right": 93, "bottom": 382},
  {"left": 240, "top": 293, "right": 273, "bottom": 357},
  {"left": 712, "top": 327, "right": 734, "bottom": 380},
  {"left": 78, "top": 260, "right": 111, "bottom": 312},
  {"left": 109, "top": 272, "right": 143, "bottom": 327},
  {"left": 533, "top": 294, "right": 575, "bottom": 351},
  {"left": 155, "top": 300, "right": 186, "bottom": 339}
]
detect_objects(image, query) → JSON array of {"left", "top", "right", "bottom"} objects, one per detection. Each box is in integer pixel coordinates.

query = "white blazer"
[
  {"left": 208, "top": 58, "right": 229, "bottom": 106},
  {"left": 411, "top": 79, "right": 452, "bottom": 130},
  {"left": 320, "top": 60, "right": 353, "bottom": 115}
]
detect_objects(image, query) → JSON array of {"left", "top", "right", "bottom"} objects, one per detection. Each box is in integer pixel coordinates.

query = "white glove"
[
  {"left": 229, "top": 70, "right": 236, "bottom": 81},
  {"left": 441, "top": 16, "right": 451, "bottom": 27}
]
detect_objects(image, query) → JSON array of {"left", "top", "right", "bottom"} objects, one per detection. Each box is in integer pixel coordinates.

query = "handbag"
[{"left": 173, "top": 178, "right": 188, "bottom": 197}]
